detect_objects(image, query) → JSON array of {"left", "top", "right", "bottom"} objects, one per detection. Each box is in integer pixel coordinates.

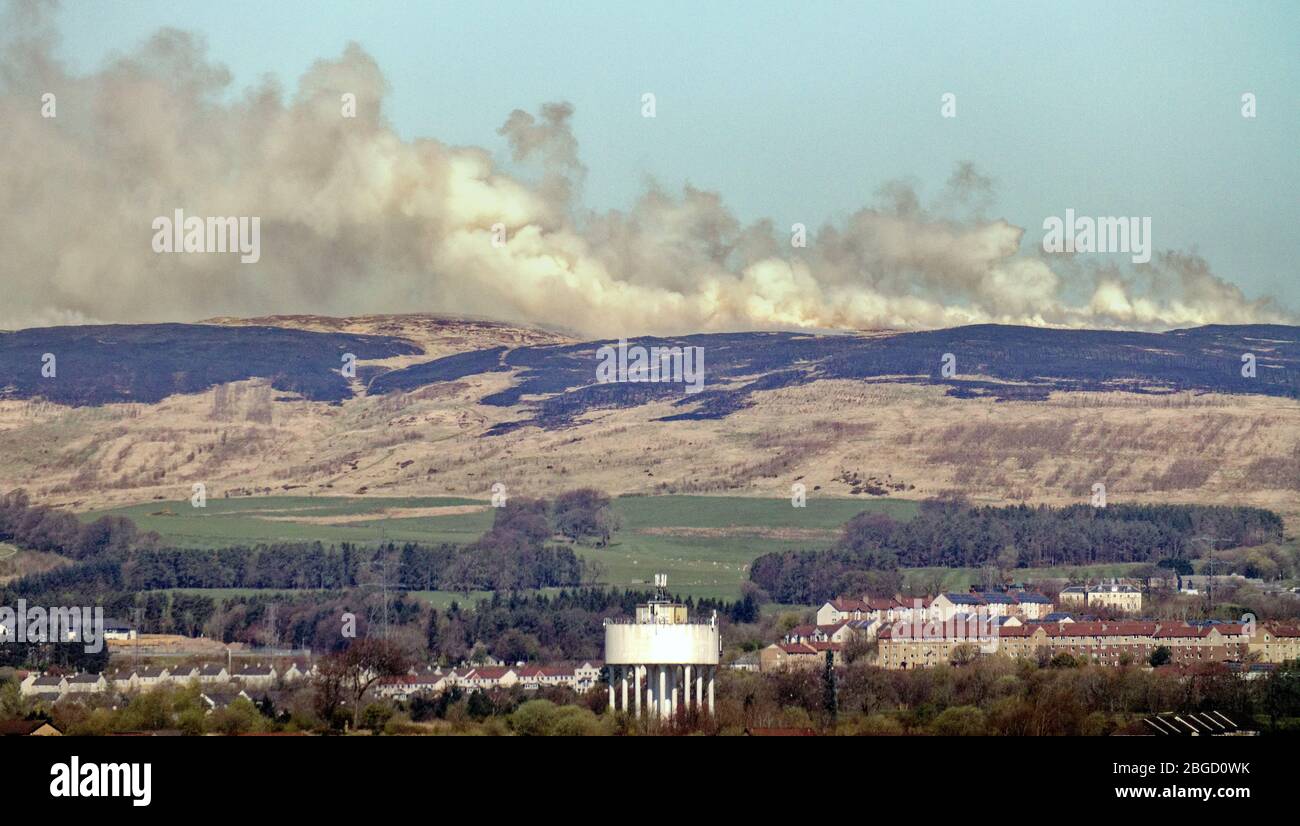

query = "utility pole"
[
  {"left": 1192, "top": 535, "right": 1221, "bottom": 609},
  {"left": 365, "top": 557, "right": 392, "bottom": 640},
  {"left": 133, "top": 605, "right": 142, "bottom": 673}
]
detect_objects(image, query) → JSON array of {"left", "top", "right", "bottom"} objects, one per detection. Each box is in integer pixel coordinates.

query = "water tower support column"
[
  {"left": 707, "top": 667, "right": 715, "bottom": 715},
  {"left": 657, "top": 666, "right": 667, "bottom": 720}
]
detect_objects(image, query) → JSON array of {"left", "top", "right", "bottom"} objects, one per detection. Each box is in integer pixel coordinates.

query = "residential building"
[
  {"left": 201, "top": 689, "right": 255, "bottom": 711},
  {"left": 102, "top": 619, "right": 137, "bottom": 641},
  {"left": 63, "top": 673, "right": 108, "bottom": 694},
  {"left": 462, "top": 666, "right": 518, "bottom": 690},
  {"left": 197, "top": 664, "right": 230, "bottom": 685},
  {"left": 133, "top": 667, "right": 170, "bottom": 690},
  {"left": 1249, "top": 624, "right": 1300, "bottom": 662},
  {"left": 1058, "top": 581, "right": 1143, "bottom": 613},
  {"left": 759, "top": 641, "right": 842, "bottom": 672},
  {"left": 816, "top": 597, "right": 870, "bottom": 625},
  {"left": 231, "top": 664, "right": 277, "bottom": 690},
  {"left": 0, "top": 719, "right": 63, "bottom": 736},
  {"left": 20, "top": 674, "right": 66, "bottom": 697},
  {"left": 169, "top": 666, "right": 200, "bottom": 684},
  {"left": 875, "top": 619, "right": 1290, "bottom": 670}
]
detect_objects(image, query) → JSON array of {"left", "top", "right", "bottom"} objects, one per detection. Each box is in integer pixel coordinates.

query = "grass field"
[
  {"left": 165, "top": 586, "right": 528, "bottom": 610},
  {"left": 85, "top": 494, "right": 915, "bottom": 601},
  {"left": 898, "top": 563, "right": 1149, "bottom": 592},
  {"left": 83, "top": 495, "right": 1164, "bottom": 603},
  {"left": 81, "top": 496, "right": 493, "bottom": 547}
]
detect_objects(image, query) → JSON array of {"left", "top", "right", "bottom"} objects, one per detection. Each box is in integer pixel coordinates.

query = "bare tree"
[{"left": 316, "top": 637, "right": 409, "bottom": 731}]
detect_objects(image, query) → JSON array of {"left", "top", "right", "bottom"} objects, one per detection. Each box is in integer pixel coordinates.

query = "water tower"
[{"left": 603, "top": 574, "right": 722, "bottom": 720}]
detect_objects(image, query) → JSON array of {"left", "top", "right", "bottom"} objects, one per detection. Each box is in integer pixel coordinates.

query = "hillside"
[{"left": 0, "top": 317, "right": 1295, "bottom": 524}]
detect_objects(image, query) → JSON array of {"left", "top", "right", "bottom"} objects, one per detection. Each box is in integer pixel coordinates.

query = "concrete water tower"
[{"left": 604, "top": 574, "right": 722, "bottom": 720}]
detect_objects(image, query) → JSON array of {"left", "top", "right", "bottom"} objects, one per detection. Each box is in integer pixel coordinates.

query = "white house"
[
  {"left": 231, "top": 664, "right": 277, "bottom": 690},
  {"left": 169, "top": 666, "right": 200, "bottom": 684},
  {"left": 133, "top": 667, "right": 170, "bottom": 690},
  {"left": 283, "top": 662, "right": 314, "bottom": 682},
  {"left": 63, "top": 673, "right": 108, "bottom": 694},
  {"left": 108, "top": 670, "right": 136, "bottom": 692},
  {"left": 102, "top": 619, "right": 137, "bottom": 641},
  {"left": 197, "top": 664, "right": 230, "bottom": 685},
  {"left": 200, "top": 689, "right": 252, "bottom": 712},
  {"left": 574, "top": 661, "right": 603, "bottom": 693},
  {"left": 20, "top": 673, "right": 66, "bottom": 697}
]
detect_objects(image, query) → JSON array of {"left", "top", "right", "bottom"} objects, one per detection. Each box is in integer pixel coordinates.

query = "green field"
[
  {"left": 898, "top": 563, "right": 1149, "bottom": 592},
  {"left": 166, "top": 586, "right": 532, "bottom": 610},
  {"left": 81, "top": 495, "right": 1180, "bottom": 604},
  {"left": 86, "top": 494, "right": 916, "bottom": 601},
  {"left": 82, "top": 496, "right": 493, "bottom": 547}
]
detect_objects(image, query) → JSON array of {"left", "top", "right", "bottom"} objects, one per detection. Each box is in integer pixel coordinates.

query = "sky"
[{"left": 1, "top": 0, "right": 1295, "bottom": 333}]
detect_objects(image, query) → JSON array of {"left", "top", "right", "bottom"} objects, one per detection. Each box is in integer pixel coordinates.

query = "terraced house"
[
  {"left": 876, "top": 620, "right": 1297, "bottom": 670},
  {"left": 1250, "top": 624, "right": 1300, "bottom": 662},
  {"left": 376, "top": 661, "right": 604, "bottom": 699},
  {"left": 818, "top": 589, "right": 1055, "bottom": 627}
]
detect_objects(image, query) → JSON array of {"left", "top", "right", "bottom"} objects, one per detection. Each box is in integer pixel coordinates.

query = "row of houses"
[
  {"left": 375, "top": 661, "right": 604, "bottom": 700},
  {"left": 821, "top": 576, "right": 1282, "bottom": 626},
  {"left": 817, "top": 589, "right": 1057, "bottom": 628},
  {"left": 876, "top": 620, "right": 1300, "bottom": 670},
  {"left": 18, "top": 662, "right": 311, "bottom": 699},
  {"left": 759, "top": 617, "right": 1300, "bottom": 672},
  {"left": 765, "top": 591, "right": 1059, "bottom": 673}
]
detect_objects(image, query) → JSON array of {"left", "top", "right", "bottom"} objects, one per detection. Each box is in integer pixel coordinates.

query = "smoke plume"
[{"left": 0, "top": 1, "right": 1291, "bottom": 335}]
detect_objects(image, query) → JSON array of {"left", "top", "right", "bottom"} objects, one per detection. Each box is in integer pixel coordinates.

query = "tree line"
[
  {"left": 0, "top": 489, "right": 142, "bottom": 561},
  {"left": 0, "top": 487, "right": 627, "bottom": 598},
  {"left": 750, "top": 500, "right": 1285, "bottom": 604}
]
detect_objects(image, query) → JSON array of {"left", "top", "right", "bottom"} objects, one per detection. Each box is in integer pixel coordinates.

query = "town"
[
  {"left": 6, "top": 574, "right": 1297, "bottom": 738},
  {"left": 765, "top": 585, "right": 1300, "bottom": 671}
]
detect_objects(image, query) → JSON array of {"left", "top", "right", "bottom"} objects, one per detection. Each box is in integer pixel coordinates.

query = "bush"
[
  {"left": 1049, "top": 653, "right": 1081, "bottom": 669},
  {"left": 930, "top": 705, "right": 987, "bottom": 736},
  {"left": 510, "top": 699, "right": 560, "bottom": 736},
  {"left": 849, "top": 713, "right": 904, "bottom": 736},
  {"left": 207, "top": 697, "right": 265, "bottom": 735},
  {"left": 361, "top": 702, "right": 394, "bottom": 732}
]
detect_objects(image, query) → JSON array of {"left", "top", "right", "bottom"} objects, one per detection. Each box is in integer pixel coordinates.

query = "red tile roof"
[
  {"left": 777, "top": 642, "right": 818, "bottom": 655},
  {"left": 1153, "top": 625, "right": 1203, "bottom": 638}
]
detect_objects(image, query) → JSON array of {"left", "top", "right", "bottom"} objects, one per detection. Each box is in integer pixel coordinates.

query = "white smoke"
[{"left": 0, "top": 0, "right": 1291, "bottom": 335}]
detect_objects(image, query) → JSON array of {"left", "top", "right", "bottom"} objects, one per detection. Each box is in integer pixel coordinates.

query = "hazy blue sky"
[{"left": 53, "top": 0, "right": 1300, "bottom": 312}]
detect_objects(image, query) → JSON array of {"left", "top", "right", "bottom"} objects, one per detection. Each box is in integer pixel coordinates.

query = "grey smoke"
[{"left": 0, "top": 0, "right": 1291, "bottom": 335}]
